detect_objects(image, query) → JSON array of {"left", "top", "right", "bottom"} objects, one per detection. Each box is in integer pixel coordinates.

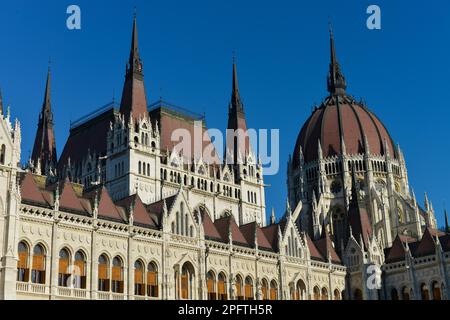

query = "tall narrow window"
[
  {"left": 313, "top": 286, "right": 320, "bottom": 300},
  {"left": 111, "top": 257, "right": 124, "bottom": 293},
  {"left": 207, "top": 271, "right": 216, "bottom": 300},
  {"left": 134, "top": 260, "right": 145, "bottom": 296},
  {"left": 31, "top": 244, "right": 46, "bottom": 284},
  {"left": 73, "top": 251, "right": 86, "bottom": 289},
  {"left": 321, "top": 287, "right": 328, "bottom": 300},
  {"left": 235, "top": 275, "right": 243, "bottom": 300},
  {"left": 218, "top": 273, "right": 227, "bottom": 300},
  {"left": 98, "top": 255, "right": 110, "bottom": 292},
  {"left": 180, "top": 262, "right": 194, "bottom": 299},
  {"left": 244, "top": 276, "right": 253, "bottom": 300},
  {"left": 269, "top": 280, "right": 277, "bottom": 300},
  {"left": 17, "top": 242, "right": 29, "bottom": 282},
  {"left": 58, "top": 248, "right": 71, "bottom": 287},
  {"left": 261, "top": 279, "right": 268, "bottom": 300},
  {"left": 147, "top": 163, "right": 150, "bottom": 176},
  {"left": 147, "top": 262, "right": 158, "bottom": 298},
  {"left": 138, "top": 161, "right": 142, "bottom": 175}
]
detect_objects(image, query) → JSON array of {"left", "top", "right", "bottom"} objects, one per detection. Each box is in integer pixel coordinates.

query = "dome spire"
[{"left": 327, "top": 22, "right": 347, "bottom": 96}]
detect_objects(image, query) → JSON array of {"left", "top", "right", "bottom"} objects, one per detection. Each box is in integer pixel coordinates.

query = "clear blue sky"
[{"left": 0, "top": 0, "right": 449, "bottom": 228}]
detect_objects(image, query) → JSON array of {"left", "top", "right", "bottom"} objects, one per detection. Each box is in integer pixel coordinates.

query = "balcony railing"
[
  {"left": 56, "top": 287, "right": 89, "bottom": 299},
  {"left": 16, "top": 282, "right": 47, "bottom": 295}
]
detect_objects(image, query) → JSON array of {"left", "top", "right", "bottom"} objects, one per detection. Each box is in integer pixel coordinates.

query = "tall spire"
[
  {"left": 119, "top": 14, "right": 148, "bottom": 122},
  {"left": 327, "top": 22, "right": 347, "bottom": 96},
  {"left": 225, "top": 57, "right": 250, "bottom": 164},
  {"left": 0, "top": 88, "right": 3, "bottom": 115},
  {"left": 31, "top": 68, "right": 57, "bottom": 175},
  {"left": 445, "top": 209, "right": 449, "bottom": 233},
  {"left": 230, "top": 56, "right": 244, "bottom": 113}
]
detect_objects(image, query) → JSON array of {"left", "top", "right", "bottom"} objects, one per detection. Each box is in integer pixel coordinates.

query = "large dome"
[
  {"left": 293, "top": 94, "right": 397, "bottom": 168},
  {"left": 293, "top": 27, "right": 397, "bottom": 168}
]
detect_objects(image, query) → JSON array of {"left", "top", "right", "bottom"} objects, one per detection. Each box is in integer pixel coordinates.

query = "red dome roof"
[{"left": 293, "top": 95, "right": 396, "bottom": 167}]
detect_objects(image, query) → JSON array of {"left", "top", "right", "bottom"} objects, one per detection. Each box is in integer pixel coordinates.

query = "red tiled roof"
[
  {"left": 213, "top": 215, "right": 248, "bottom": 246},
  {"left": 306, "top": 234, "right": 324, "bottom": 261},
  {"left": 348, "top": 204, "right": 372, "bottom": 250},
  {"left": 116, "top": 194, "right": 157, "bottom": 227},
  {"left": 200, "top": 209, "right": 222, "bottom": 241},
  {"left": 239, "top": 222, "right": 273, "bottom": 251},
  {"left": 385, "top": 235, "right": 406, "bottom": 263},
  {"left": 260, "top": 224, "right": 280, "bottom": 252},
  {"left": 19, "top": 172, "right": 48, "bottom": 206},
  {"left": 314, "top": 229, "right": 342, "bottom": 264},
  {"left": 414, "top": 228, "right": 436, "bottom": 257},
  {"left": 58, "top": 179, "right": 87, "bottom": 213}
]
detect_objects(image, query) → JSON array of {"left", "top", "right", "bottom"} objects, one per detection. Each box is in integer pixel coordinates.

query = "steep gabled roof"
[
  {"left": 199, "top": 209, "right": 222, "bottom": 241},
  {"left": 116, "top": 194, "right": 157, "bottom": 228},
  {"left": 306, "top": 234, "right": 325, "bottom": 262},
  {"left": 58, "top": 179, "right": 87, "bottom": 213},
  {"left": 260, "top": 224, "right": 280, "bottom": 252},
  {"left": 239, "top": 222, "right": 273, "bottom": 251},
  {"left": 84, "top": 186, "right": 124, "bottom": 223},
  {"left": 384, "top": 235, "right": 406, "bottom": 263},
  {"left": 213, "top": 215, "right": 248, "bottom": 246},
  {"left": 19, "top": 172, "right": 49, "bottom": 206},
  {"left": 314, "top": 227, "right": 342, "bottom": 264},
  {"left": 145, "top": 194, "right": 178, "bottom": 227},
  {"left": 414, "top": 228, "right": 436, "bottom": 257}
]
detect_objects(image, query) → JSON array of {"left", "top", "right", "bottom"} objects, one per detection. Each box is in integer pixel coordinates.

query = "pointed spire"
[
  {"left": 317, "top": 139, "right": 323, "bottom": 160},
  {"left": 424, "top": 192, "right": 430, "bottom": 211},
  {"left": 350, "top": 163, "right": 359, "bottom": 205},
  {"left": 0, "top": 88, "right": 3, "bottom": 115},
  {"left": 31, "top": 68, "right": 57, "bottom": 175},
  {"left": 445, "top": 209, "right": 449, "bottom": 233},
  {"left": 225, "top": 56, "right": 250, "bottom": 164},
  {"left": 271, "top": 208, "right": 276, "bottom": 225},
  {"left": 119, "top": 14, "right": 148, "bottom": 122},
  {"left": 327, "top": 22, "right": 347, "bottom": 96}
]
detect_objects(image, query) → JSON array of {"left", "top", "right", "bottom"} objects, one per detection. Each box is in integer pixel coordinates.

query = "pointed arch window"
[
  {"left": 218, "top": 273, "right": 227, "bottom": 300},
  {"left": 261, "top": 279, "right": 268, "bottom": 300},
  {"left": 244, "top": 276, "right": 254, "bottom": 300},
  {"left": 180, "top": 262, "right": 195, "bottom": 299},
  {"left": 134, "top": 260, "right": 145, "bottom": 296},
  {"left": 98, "top": 254, "right": 110, "bottom": 292},
  {"left": 207, "top": 271, "right": 217, "bottom": 300},
  {"left": 17, "top": 241, "right": 29, "bottom": 282},
  {"left": 235, "top": 275, "right": 244, "bottom": 300},
  {"left": 58, "top": 248, "right": 71, "bottom": 287},
  {"left": 31, "top": 244, "right": 46, "bottom": 284},
  {"left": 321, "top": 287, "right": 328, "bottom": 300},
  {"left": 269, "top": 280, "right": 278, "bottom": 300},
  {"left": 147, "top": 262, "right": 158, "bottom": 297},
  {"left": 74, "top": 251, "right": 86, "bottom": 289},
  {"left": 112, "top": 257, "right": 124, "bottom": 293},
  {"left": 313, "top": 286, "right": 321, "bottom": 300}
]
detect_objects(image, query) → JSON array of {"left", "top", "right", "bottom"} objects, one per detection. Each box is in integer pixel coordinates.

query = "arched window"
[
  {"left": 134, "top": 260, "right": 145, "bottom": 296},
  {"left": 297, "top": 280, "right": 306, "bottom": 300},
  {"left": 17, "top": 241, "right": 29, "bottom": 282},
  {"left": 31, "top": 244, "right": 46, "bottom": 284},
  {"left": 421, "top": 283, "right": 429, "bottom": 300},
  {"left": 391, "top": 288, "right": 399, "bottom": 300},
  {"left": 98, "top": 254, "right": 110, "bottom": 292},
  {"left": 207, "top": 271, "right": 216, "bottom": 300},
  {"left": 331, "top": 207, "right": 345, "bottom": 245},
  {"left": 112, "top": 257, "right": 124, "bottom": 293},
  {"left": 218, "top": 273, "right": 227, "bottom": 300},
  {"left": 180, "top": 262, "right": 195, "bottom": 300},
  {"left": 432, "top": 281, "right": 441, "bottom": 300},
  {"left": 138, "top": 161, "right": 142, "bottom": 175},
  {"left": 58, "top": 248, "right": 71, "bottom": 287},
  {"left": 74, "top": 251, "right": 86, "bottom": 289},
  {"left": 321, "top": 287, "right": 328, "bottom": 300},
  {"left": 0, "top": 144, "right": 5, "bottom": 164},
  {"left": 147, "top": 262, "right": 158, "bottom": 297},
  {"left": 261, "top": 279, "right": 268, "bottom": 300},
  {"left": 313, "top": 286, "right": 320, "bottom": 300},
  {"left": 235, "top": 275, "right": 244, "bottom": 300},
  {"left": 142, "top": 162, "right": 146, "bottom": 176},
  {"left": 147, "top": 163, "right": 150, "bottom": 176},
  {"left": 334, "top": 289, "right": 341, "bottom": 300},
  {"left": 269, "top": 280, "right": 278, "bottom": 300},
  {"left": 244, "top": 276, "right": 254, "bottom": 300}
]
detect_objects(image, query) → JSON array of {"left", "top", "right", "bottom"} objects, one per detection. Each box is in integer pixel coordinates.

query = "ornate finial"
[{"left": 445, "top": 209, "right": 449, "bottom": 233}]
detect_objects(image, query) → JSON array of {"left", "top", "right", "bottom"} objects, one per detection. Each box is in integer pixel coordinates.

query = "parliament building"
[{"left": 0, "top": 16, "right": 448, "bottom": 300}]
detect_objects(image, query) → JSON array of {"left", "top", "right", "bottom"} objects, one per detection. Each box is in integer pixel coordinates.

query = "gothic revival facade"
[
  {"left": 0, "top": 17, "right": 348, "bottom": 300},
  {"left": 287, "top": 27, "right": 450, "bottom": 300}
]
